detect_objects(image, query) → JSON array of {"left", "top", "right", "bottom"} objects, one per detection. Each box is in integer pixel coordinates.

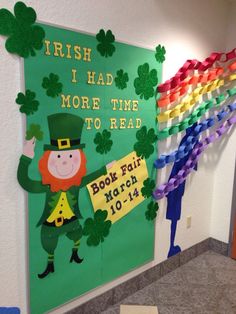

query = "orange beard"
[{"left": 38, "top": 150, "right": 87, "bottom": 192}]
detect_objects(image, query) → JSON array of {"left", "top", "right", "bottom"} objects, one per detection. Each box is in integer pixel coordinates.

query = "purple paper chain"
[{"left": 153, "top": 114, "right": 236, "bottom": 200}]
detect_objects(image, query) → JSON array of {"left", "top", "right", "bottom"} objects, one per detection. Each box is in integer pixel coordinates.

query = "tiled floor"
[{"left": 101, "top": 251, "right": 236, "bottom": 314}]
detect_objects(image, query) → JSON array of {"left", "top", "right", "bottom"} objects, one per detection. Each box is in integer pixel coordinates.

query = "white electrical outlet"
[{"left": 187, "top": 216, "right": 192, "bottom": 228}]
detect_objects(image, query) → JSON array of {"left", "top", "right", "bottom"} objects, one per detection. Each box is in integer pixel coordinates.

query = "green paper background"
[{"left": 23, "top": 23, "right": 162, "bottom": 314}]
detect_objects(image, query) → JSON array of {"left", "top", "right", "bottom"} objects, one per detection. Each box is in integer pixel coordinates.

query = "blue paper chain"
[{"left": 154, "top": 102, "right": 236, "bottom": 169}]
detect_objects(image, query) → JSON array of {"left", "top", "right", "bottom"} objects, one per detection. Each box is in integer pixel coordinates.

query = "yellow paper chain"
[{"left": 157, "top": 73, "right": 236, "bottom": 123}]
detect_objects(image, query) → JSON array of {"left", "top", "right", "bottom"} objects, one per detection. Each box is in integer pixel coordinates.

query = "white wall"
[
  {"left": 0, "top": 0, "right": 234, "bottom": 313},
  {"left": 210, "top": 0, "right": 236, "bottom": 243}
]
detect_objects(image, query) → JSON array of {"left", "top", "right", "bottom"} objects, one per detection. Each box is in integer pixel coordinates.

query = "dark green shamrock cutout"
[
  {"left": 96, "top": 29, "right": 115, "bottom": 57},
  {"left": 155, "top": 44, "right": 166, "bottom": 63},
  {"left": 83, "top": 209, "right": 112, "bottom": 246},
  {"left": 0, "top": 2, "right": 45, "bottom": 58},
  {"left": 145, "top": 201, "right": 159, "bottom": 221},
  {"left": 15, "top": 90, "right": 39, "bottom": 115},
  {"left": 25, "top": 124, "right": 43, "bottom": 141},
  {"left": 42, "top": 73, "right": 63, "bottom": 98},
  {"left": 134, "top": 126, "right": 157, "bottom": 159},
  {"left": 141, "top": 178, "right": 156, "bottom": 198},
  {"left": 115, "top": 69, "right": 129, "bottom": 90},
  {"left": 94, "top": 129, "right": 113, "bottom": 154},
  {"left": 134, "top": 63, "right": 158, "bottom": 100}
]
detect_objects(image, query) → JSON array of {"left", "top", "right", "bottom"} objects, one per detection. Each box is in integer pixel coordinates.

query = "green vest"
[{"left": 17, "top": 155, "right": 106, "bottom": 227}]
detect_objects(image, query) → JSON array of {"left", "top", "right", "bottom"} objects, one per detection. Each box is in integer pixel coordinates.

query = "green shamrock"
[
  {"left": 42, "top": 73, "right": 63, "bottom": 98},
  {"left": 134, "top": 63, "right": 158, "bottom": 100},
  {"left": 115, "top": 69, "right": 129, "bottom": 90},
  {"left": 134, "top": 126, "right": 157, "bottom": 159},
  {"left": 96, "top": 29, "right": 115, "bottom": 57},
  {"left": 141, "top": 178, "right": 156, "bottom": 198},
  {"left": 155, "top": 44, "right": 166, "bottom": 63},
  {"left": 145, "top": 201, "right": 159, "bottom": 221},
  {"left": 0, "top": 2, "right": 45, "bottom": 58},
  {"left": 83, "top": 209, "right": 112, "bottom": 246},
  {"left": 15, "top": 90, "right": 39, "bottom": 115},
  {"left": 25, "top": 124, "right": 43, "bottom": 141},
  {"left": 94, "top": 129, "right": 113, "bottom": 154}
]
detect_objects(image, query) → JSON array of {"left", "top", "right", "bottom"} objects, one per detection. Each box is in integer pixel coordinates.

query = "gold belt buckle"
[{"left": 55, "top": 216, "right": 64, "bottom": 227}]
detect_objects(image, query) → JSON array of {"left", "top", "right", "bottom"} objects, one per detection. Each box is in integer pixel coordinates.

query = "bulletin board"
[{"left": 22, "top": 23, "right": 162, "bottom": 314}]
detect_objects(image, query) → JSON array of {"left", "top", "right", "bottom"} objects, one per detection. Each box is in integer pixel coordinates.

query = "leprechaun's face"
[{"left": 48, "top": 150, "right": 81, "bottom": 179}]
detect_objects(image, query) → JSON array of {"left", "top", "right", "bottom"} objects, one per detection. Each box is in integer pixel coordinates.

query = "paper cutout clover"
[
  {"left": 83, "top": 209, "right": 112, "bottom": 246},
  {"left": 145, "top": 201, "right": 159, "bottom": 221},
  {"left": 0, "top": 2, "right": 45, "bottom": 58},
  {"left": 141, "top": 178, "right": 156, "bottom": 198},
  {"left": 26, "top": 124, "right": 43, "bottom": 141},
  {"left": 134, "top": 63, "right": 158, "bottom": 100},
  {"left": 42, "top": 73, "right": 63, "bottom": 98},
  {"left": 115, "top": 69, "right": 129, "bottom": 90},
  {"left": 15, "top": 90, "right": 39, "bottom": 115},
  {"left": 94, "top": 129, "right": 113, "bottom": 154},
  {"left": 96, "top": 29, "right": 115, "bottom": 57},
  {"left": 155, "top": 44, "right": 166, "bottom": 63},
  {"left": 134, "top": 126, "right": 157, "bottom": 159}
]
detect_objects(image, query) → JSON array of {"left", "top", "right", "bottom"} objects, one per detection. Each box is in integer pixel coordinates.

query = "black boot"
[
  {"left": 38, "top": 261, "right": 54, "bottom": 279},
  {"left": 70, "top": 249, "right": 84, "bottom": 264}
]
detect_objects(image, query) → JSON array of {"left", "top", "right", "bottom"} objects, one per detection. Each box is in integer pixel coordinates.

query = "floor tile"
[{"left": 99, "top": 251, "right": 236, "bottom": 314}]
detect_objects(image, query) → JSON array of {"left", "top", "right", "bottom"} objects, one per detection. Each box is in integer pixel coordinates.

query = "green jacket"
[{"left": 17, "top": 155, "right": 106, "bottom": 227}]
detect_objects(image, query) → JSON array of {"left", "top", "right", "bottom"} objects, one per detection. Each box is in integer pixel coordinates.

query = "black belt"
[{"left": 43, "top": 216, "right": 77, "bottom": 227}]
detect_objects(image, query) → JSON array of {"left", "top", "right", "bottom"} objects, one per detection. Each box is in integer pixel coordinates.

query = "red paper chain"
[{"left": 157, "top": 48, "right": 236, "bottom": 94}]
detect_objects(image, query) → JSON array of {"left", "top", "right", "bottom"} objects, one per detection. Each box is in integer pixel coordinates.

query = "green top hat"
[{"left": 44, "top": 113, "right": 86, "bottom": 151}]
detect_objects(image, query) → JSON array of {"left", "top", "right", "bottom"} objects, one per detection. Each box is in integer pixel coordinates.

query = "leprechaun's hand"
[
  {"left": 106, "top": 160, "right": 116, "bottom": 170},
  {"left": 23, "top": 137, "right": 36, "bottom": 159}
]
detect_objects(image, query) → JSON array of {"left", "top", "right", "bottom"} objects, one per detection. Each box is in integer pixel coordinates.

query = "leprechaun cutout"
[{"left": 17, "top": 113, "right": 109, "bottom": 279}]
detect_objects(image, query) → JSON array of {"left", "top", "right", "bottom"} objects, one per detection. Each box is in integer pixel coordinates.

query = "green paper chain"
[{"left": 157, "top": 87, "right": 236, "bottom": 140}]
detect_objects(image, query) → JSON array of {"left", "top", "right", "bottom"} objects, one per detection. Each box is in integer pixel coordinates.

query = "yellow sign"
[{"left": 87, "top": 151, "right": 149, "bottom": 223}]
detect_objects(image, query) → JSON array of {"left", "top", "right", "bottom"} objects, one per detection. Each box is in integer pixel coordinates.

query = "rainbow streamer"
[{"left": 155, "top": 48, "right": 236, "bottom": 199}]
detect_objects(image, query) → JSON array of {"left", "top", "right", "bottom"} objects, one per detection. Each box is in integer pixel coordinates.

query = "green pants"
[{"left": 41, "top": 219, "right": 83, "bottom": 255}]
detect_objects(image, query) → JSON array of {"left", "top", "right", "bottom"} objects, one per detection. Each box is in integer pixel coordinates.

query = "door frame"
[{"left": 228, "top": 159, "right": 236, "bottom": 257}]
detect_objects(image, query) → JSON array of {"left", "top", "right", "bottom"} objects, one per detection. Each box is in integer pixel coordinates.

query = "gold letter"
[
  {"left": 71, "top": 69, "right": 77, "bottom": 83},
  {"left": 120, "top": 118, "right": 126, "bottom": 129},
  {"left": 119, "top": 99, "right": 123, "bottom": 111},
  {"left": 74, "top": 46, "right": 82, "bottom": 60},
  {"left": 94, "top": 118, "right": 101, "bottom": 129},
  {"left": 44, "top": 40, "right": 51, "bottom": 56},
  {"left": 110, "top": 118, "right": 118, "bottom": 129},
  {"left": 106, "top": 73, "right": 113, "bottom": 86},
  {"left": 53, "top": 42, "right": 64, "bottom": 57},
  {"left": 136, "top": 118, "right": 142, "bottom": 128},
  {"left": 85, "top": 118, "right": 93, "bottom": 130},
  {"left": 132, "top": 100, "right": 139, "bottom": 111},
  {"left": 61, "top": 94, "right": 71, "bottom": 108},
  {"left": 66, "top": 44, "right": 72, "bottom": 59},
  {"left": 127, "top": 118, "right": 134, "bottom": 129},
  {"left": 97, "top": 73, "right": 105, "bottom": 85},
  {"left": 81, "top": 96, "right": 90, "bottom": 109},
  {"left": 124, "top": 100, "right": 131, "bottom": 111},
  {"left": 87, "top": 71, "right": 96, "bottom": 84},
  {"left": 83, "top": 48, "right": 92, "bottom": 62},
  {"left": 111, "top": 99, "right": 118, "bottom": 110},
  {"left": 72, "top": 96, "right": 80, "bottom": 109},
  {"left": 92, "top": 98, "right": 100, "bottom": 110}
]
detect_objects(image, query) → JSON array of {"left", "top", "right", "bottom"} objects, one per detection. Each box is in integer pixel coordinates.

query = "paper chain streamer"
[
  {"left": 157, "top": 61, "right": 236, "bottom": 108},
  {"left": 153, "top": 114, "right": 236, "bottom": 200},
  {"left": 157, "top": 87, "right": 236, "bottom": 140},
  {"left": 157, "top": 73, "right": 236, "bottom": 122},
  {"left": 157, "top": 66, "right": 224, "bottom": 108},
  {"left": 157, "top": 48, "right": 236, "bottom": 93},
  {"left": 154, "top": 102, "right": 236, "bottom": 169}
]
